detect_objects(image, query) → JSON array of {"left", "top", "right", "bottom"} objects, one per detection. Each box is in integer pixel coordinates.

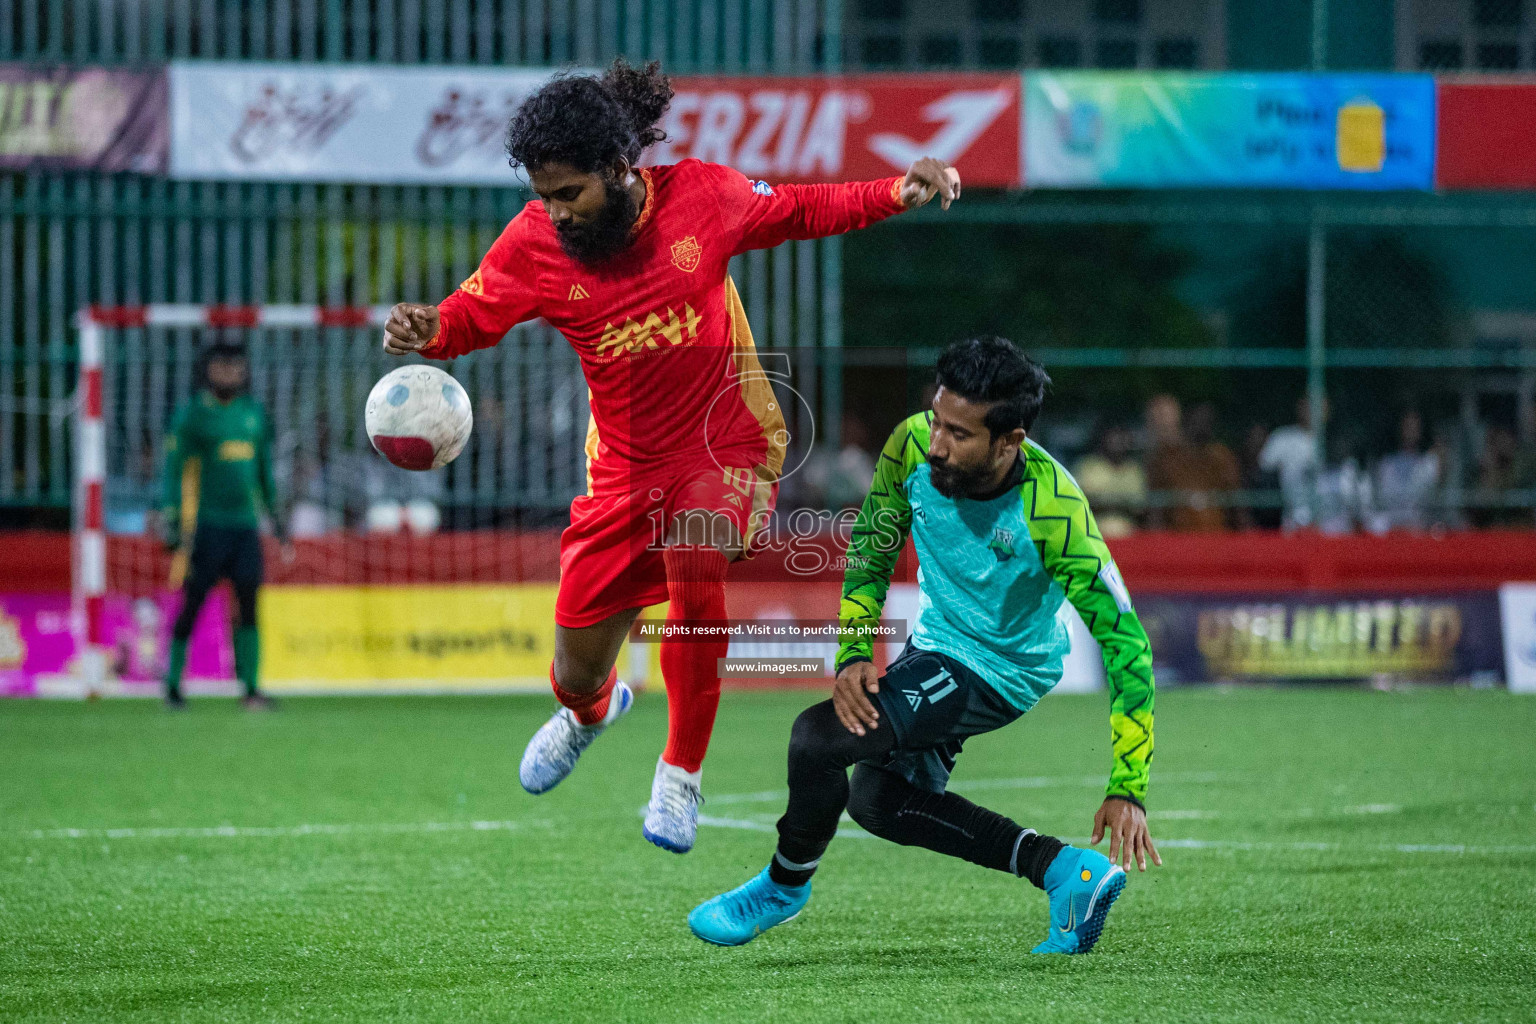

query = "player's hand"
[
  {"left": 1092, "top": 797, "right": 1162, "bottom": 872},
  {"left": 382, "top": 303, "right": 440, "bottom": 356},
  {"left": 832, "top": 660, "right": 881, "bottom": 736},
  {"left": 900, "top": 158, "right": 962, "bottom": 211}
]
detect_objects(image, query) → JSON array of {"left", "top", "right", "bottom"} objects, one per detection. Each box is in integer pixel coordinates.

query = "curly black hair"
[
  {"left": 505, "top": 58, "right": 673, "bottom": 174},
  {"left": 935, "top": 336, "right": 1052, "bottom": 437}
]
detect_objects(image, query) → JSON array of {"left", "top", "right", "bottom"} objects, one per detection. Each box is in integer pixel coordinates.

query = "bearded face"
[
  {"left": 553, "top": 173, "right": 641, "bottom": 267},
  {"left": 926, "top": 448, "right": 996, "bottom": 499}
]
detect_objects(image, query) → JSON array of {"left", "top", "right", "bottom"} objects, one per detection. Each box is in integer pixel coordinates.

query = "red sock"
[
  {"left": 551, "top": 665, "right": 616, "bottom": 726},
  {"left": 660, "top": 545, "right": 729, "bottom": 773}
]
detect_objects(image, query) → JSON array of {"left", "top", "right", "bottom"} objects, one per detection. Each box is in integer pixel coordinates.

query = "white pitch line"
[
  {"left": 710, "top": 771, "right": 1239, "bottom": 808},
  {"left": 954, "top": 770, "right": 1236, "bottom": 794},
  {"left": 10, "top": 820, "right": 551, "bottom": 842},
  {"left": 695, "top": 815, "right": 1536, "bottom": 856},
  {"left": 1150, "top": 838, "right": 1536, "bottom": 855},
  {"left": 699, "top": 814, "right": 875, "bottom": 838}
]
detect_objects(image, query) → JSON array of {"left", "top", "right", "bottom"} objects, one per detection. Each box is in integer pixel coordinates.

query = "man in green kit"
[{"left": 161, "top": 339, "right": 290, "bottom": 709}]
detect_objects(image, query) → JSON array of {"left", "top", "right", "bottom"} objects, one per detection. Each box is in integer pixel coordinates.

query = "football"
[{"left": 365, "top": 365, "right": 473, "bottom": 470}]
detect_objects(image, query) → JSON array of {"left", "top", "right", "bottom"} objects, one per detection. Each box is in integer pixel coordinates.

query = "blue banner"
[
  {"left": 1135, "top": 591, "right": 1503, "bottom": 685},
  {"left": 1025, "top": 72, "right": 1436, "bottom": 190}
]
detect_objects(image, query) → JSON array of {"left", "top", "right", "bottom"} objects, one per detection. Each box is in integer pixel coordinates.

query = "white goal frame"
[{"left": 73, "top": 303, "right": 392, "bottom": 691}]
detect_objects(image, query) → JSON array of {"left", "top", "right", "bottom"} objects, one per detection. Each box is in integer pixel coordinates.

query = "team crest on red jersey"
[
  {"left": 459, "top": 269, "right": 484, "bottom": 296},
  {"left": 670, "top": 236, "right": 702, "bottom": 273}
]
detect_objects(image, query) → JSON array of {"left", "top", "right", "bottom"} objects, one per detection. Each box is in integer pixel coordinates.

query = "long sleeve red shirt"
[{"left": 424, "top": 159, "right": 906, "bottom": 488}]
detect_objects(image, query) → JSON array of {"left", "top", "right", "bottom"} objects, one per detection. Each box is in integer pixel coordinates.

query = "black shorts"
[
  {"left": 187, "top": 525, "right": 264, "bottom": 591},
  {"left": 864, "top": 645, "right": 1023, "bottom": 794}
]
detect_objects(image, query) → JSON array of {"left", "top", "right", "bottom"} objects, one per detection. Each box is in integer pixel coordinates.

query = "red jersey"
[{"left": 424, "top": 159, "right": 906, "bottom": 489}]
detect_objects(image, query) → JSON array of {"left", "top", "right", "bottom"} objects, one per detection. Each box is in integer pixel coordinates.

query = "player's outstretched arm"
[
  {"left": 718, "top": 159, "right": 960, "bottom": 254},
  {"left": 897, "top": 157, "right": 962, "bottom": 211},
  {"left": 382, "top": 303, "right": 441, "bottom": 356},
  {"left": 1019, "top": 447, "right": 1159, "bottom": 868}
]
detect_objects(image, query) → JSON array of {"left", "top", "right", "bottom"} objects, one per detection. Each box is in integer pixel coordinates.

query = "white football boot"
[
  {"left": 518, "top": 681, "right": 633, "bottom": 794},
  {"left": 642, "top": 756, "right": 703, "bottom": 853}
]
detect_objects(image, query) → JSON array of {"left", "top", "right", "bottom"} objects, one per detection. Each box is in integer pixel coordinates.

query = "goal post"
[
  {"left": 73, "top": 304, "right": 396, "bottom": 694},
  {"left": 68, "top": 302, "right": 612, "bottom": 697}
]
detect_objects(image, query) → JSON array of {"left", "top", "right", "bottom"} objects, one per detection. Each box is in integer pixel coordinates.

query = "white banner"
[
  {"left": 1499, "top": 584, "right": 1536, "bottom": 693},
  {"left": 170, "top": 62, "right": 560, "bottom": 183}
]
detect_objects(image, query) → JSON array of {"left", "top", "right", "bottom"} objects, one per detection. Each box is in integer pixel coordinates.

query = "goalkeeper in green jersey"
[
  {"left": 689, "top": 336, "right": 1159, "bottom": 951},
  {"left": 160, "top": 339, "right": 289, "bottom": 709}
]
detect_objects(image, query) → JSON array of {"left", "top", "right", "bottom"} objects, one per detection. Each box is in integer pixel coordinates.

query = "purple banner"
[
  {"left": 0, "top": 66, "right": 167, "bottom": 172},
  {"left": 0, "top": 591, "right": 230, "bottom": 696},
  {"left": 1136, "top": 591, "right": 1505, "bottom": 685}
]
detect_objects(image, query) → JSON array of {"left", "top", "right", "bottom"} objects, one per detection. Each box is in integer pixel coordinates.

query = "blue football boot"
[
  {"left": 688, "top": 868, "right": 811, "bottom": 946},
  {"left": 1031, "top": 847, "right": 1126, "bottom": 954}
]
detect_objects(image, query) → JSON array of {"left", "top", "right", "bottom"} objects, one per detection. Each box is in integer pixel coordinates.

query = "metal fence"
[
  {"left": 1, "top": 175, "right": 839, "bottom": 511},
  {"left": 100, "top": 322, "right": 591, "bottom": 535},
  {"left": 3, "top": 0, "right": 1536, "bottom": 531},
  {"left": 0, "top": 0, "right": 848, "bottom": 509},
  {"left": 0, "top": 0, "right": 841, "bottom": 69}
]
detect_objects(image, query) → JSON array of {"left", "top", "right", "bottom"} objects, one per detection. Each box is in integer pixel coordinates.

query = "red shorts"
[{"left": 554, "top": 454, "right": 780, "bottom": 628}]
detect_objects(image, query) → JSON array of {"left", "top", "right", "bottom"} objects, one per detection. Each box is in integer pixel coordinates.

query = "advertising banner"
[
  {"left": 0, "top": 591, "right": 231, "bottom": 697},
  {"left": 259, "top": 584, "right": 559, "bottom": 691},
  {"left": 1435, "top": 81, "right": 1536, "bottom": 189},
  {"left": 1498, "top": 584, "right": 1536, "bottom": 693},
  {"left": 1136, "top": 591, "right": 1504, "bottom": 685},
  {"left": 0, "top": 65, "right": 167, "bottom": 172},
  {"left": 170, "top": 62, "right": 554, "bottom": 183},
  {"left": 1025, "top": 72, "right": 1435, "bottom": 190},
  {"left": 169, "top": 62, "right": 1022, "bottom": 186},
  {"left": 4, "top": 584, "right": 1520, "bottom": 695},
  {"left": 648, "top": 74, "right": 1020, "bottom": 185}
]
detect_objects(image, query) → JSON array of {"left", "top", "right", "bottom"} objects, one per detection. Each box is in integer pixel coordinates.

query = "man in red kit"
[{"left": 383, "top": 58, "right": 960, "bottom": 853}]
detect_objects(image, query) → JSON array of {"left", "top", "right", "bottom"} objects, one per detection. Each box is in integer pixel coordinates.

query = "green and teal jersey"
[
  {"left": 162, "top": 392, "right": 279, "bottom": 533},
  {"left": 837, "top": 412, "right": 1156, "bottom": 804}
]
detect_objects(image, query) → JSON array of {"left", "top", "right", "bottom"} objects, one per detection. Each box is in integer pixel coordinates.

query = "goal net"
[{"left": 73, "top": 303, "right": 595, "bottom": 695}]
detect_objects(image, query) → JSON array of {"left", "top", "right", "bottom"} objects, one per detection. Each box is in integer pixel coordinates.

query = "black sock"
[
  {"left": 1010, "top": 830, "right": 1067, "bottom": 890},
  {"left": 768, "top": 849, "right": 818, "bottom": 887}
]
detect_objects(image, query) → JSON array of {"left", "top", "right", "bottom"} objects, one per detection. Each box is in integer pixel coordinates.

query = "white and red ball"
[{"left": 365, "top": 365, "right": 473, "bottom": 470}]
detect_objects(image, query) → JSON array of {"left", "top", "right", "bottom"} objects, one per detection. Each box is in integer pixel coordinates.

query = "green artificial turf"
[{"left": 2, "top": 688, "right": 1533, "bottom": 1023}]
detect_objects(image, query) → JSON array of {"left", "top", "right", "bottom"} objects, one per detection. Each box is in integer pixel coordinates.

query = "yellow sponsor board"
[{"left": 261, "top": 584, "right": 562, "bottom": 693}]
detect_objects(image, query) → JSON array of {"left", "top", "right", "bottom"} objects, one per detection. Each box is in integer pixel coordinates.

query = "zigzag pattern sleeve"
[
  {"left": 836, "top": 418, "right": 920, "bottom": 672},
  {"left": 1021, "top": 447, "right": 1156, "bottom": 804}
]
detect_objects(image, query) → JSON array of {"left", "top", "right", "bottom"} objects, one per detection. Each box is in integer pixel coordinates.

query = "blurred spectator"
[
  {"left": 1474, "top": 424, "right": 1536, "bottom": 528},
  {"left": 1313, "top": 432, "right": 1371, "bottom": 535},
  {"left": 1143, "top": 394, "right": 1182, "bottom": 455},
  {"left": 1147, "top": 403, "right": 1243, "bottom": 532},
  {"left": 286, "top": 448, "right": 336, "bottom": 538},
  {"left": 795, "top": 415, "right": 876, "bottom": 513},
  {"left": 1073, "top": 423, "right": 1145, "bottom": 538},
  {"left": 105, "top": 439, "right": 158, "bottom": 536},
  {"left": 1239, "top": 422, "right": 1282, "bottom": 530},
  {"left": 1369, "top": 409, "right": 1440, "bottom": 533},
  {"left": 286, "top": 418, "right": 340, "bottom": 538},
  {"left": 1260, "top": 396, "right": 1325, "bottom": 530}
]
